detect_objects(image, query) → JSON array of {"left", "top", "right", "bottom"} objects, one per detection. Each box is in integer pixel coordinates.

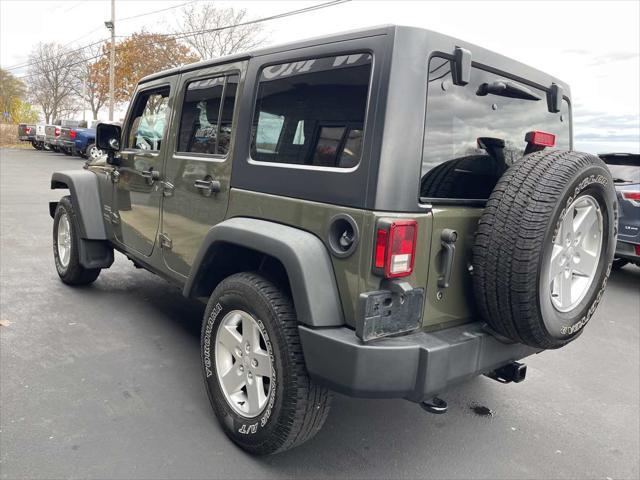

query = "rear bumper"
[
  {"left": 299, "top": 322, "right": 538, "bottom": 402},
  {"left": 615, "top": 239, "right": 639, "bottom": 263}
]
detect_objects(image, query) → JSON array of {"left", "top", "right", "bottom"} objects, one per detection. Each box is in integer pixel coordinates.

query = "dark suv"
[
  {"left": 600, "top": 153, "right": 640, "bottom": 268},
  {"left": 49, "top": 25, "right": 617, "bottom": 454}
]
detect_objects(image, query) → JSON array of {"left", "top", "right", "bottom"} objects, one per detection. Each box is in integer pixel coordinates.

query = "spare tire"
[{"left": 473, "top": 150, "right": 617, "bottom": 349}]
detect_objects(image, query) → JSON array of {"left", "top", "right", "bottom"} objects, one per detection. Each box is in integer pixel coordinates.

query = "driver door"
[{"left": 115, "top": 78, "right": 175, "bottom": 256}]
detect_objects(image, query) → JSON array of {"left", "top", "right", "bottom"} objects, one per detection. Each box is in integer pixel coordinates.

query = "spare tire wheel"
[{"left": 473, "top": 150, "right": 617, "bottom": 349}]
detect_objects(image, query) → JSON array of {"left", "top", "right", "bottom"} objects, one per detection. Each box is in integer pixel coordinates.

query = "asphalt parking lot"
[{"left": 1, "top": 147, "right": 638, "bottom": 480}]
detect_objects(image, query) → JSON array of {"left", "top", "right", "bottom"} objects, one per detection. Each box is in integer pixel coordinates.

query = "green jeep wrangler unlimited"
[{"left": 49, "top": 26, "right": 617, "bottom": 454}]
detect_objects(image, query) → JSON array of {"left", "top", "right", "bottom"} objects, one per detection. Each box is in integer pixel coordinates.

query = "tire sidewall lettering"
[
  {"left": 202, "top": 297, "right": 277, "bottom": 438},
  {"left": 550, "top": 171, "right": 614, "bottom": 337}
]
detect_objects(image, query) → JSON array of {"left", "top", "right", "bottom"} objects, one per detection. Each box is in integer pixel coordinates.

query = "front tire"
[
  {"left": 53, "top": 196, "right": 101, "bottom": 285},
  {"left": 201, "top": 272, "right": 331, "bottom": 455}
]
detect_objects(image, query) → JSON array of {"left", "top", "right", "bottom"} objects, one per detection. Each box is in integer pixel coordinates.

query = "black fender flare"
[
  {"left": 184, "top": 217, "right": 344, "bottom": 328},
  {"left": 50, "top": 170, "right": 107, "bottom": 240}
]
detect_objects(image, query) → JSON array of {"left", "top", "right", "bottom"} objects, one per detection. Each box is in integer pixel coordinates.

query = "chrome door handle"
[
  {"left": 141, "top": 168, "right": 160, "bottom": 185},
  {"left": 194, "top": 178, "right": 221, "bottom": 196}
]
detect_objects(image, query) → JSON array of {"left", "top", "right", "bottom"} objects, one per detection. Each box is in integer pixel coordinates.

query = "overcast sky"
[{"left": 1, "top": 0, "right": 638, "bottom": 154}]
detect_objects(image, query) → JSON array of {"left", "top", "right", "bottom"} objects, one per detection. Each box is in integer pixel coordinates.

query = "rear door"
[
  {"left": 114, "top": 76, "right": 176, "bottom": 256},
  {"left": 420, "top": 56, "right": 572, "bottom": 327},
  {"left": 160, "top": 63, "right": 244, "bottom": 277}
]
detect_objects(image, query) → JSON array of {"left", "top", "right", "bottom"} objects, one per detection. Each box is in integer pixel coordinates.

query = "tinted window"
[
  {"left": 177, "top": 74, "right": 238, "bottom": 155},
  {"left": 250, "top": 53, "right": 372, "bottom": 168},
  {"left": 127, "top": 88, "right": 170, "bottom": 151},
  {"left": 420, "top": 56, "right": 571, "bottom": 201}
]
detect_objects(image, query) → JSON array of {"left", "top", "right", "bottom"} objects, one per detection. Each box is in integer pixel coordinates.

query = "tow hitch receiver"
[
  {"left": 485, "top": 361, "right": 527, "bottom": 384},
  {"left": 420, "top": 397, "right": 448, "bottom": 414}
]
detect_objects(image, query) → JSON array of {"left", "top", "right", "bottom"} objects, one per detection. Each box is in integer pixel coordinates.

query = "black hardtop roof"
[
  {"left": 139, "top": 24, "right": 393, "bottom": 84},
  {"left": 138, "top": 24, "right": 569, "bottom": 91}
]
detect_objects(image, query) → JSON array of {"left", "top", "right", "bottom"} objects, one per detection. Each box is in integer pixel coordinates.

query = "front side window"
[
  {"left": 420, "top": 56, "right": 571, "bottom": 201},
  {"left": 250, "top": 53, "right": 372, "bottom": 168},
  {"left": 177, "top": 74, "right": 239, "bottom": 156},
  {"left": 127, "top": 88, "right": 170, "bottom": 151}
]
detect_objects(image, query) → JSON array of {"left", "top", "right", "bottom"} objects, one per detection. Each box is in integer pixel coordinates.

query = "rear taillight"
[
  {"left": 54, "top": 127, "right": 60, "bottom": 136},
  {"left": 373, "top": 220, "right": 417, "bottom": 278},
  {"left": 25, "top": 127, "right": 32, "bottom": 134},
  {"left": 622, "top": 190, "right": 640, "bottom": 206},
  {"left": 635, "top": 244, "right": 640, "bottom": 256},
  {"left": 70, "top": 130, "right": 77, "bottom": 139},
  {"left": 622, "top": 191, "right": 640, "bottom": 201}
]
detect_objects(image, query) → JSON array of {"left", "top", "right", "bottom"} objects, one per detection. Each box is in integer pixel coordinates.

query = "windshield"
[{"left": 420, "top": 56, "right": 571, "bottom": 202}]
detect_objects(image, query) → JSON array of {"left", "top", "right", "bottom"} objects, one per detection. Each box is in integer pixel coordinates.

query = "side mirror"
[{"left": 96, "top": 122, "right": 122, "bottom": 165}]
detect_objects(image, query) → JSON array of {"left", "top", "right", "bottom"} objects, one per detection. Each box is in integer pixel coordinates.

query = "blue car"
[{"left": 600, "top": 153, "right": 640, "bottom": 269}]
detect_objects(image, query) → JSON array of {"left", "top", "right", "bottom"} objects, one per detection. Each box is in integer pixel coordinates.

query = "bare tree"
[
  {"left": 26, "top": 43, "right": 81, "bottom": 123},
  {"left": 72, "top": 43, "right": 109, "bottom": 121},
  {"left": 175, "top": 3, "right": 265, "bottom": 60}
]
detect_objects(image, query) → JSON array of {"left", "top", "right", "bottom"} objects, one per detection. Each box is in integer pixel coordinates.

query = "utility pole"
[
  {"left": 82, "top": 77, "right": 86, "bottom": 122},
  {"left": 105, "top": 0, "right": 115, "bottom": 121}
]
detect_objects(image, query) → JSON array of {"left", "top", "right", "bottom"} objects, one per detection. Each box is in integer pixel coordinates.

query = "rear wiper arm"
[{"left": 476, "top": 81, "right": 541, "bottom": 101}]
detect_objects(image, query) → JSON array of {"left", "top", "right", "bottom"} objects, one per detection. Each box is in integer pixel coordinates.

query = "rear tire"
[
  {"left": 53, "top": 196, "right": 101, "bottom": 285},
  {"left": 473, "top": 150, "right": 617, "bottom": 349},
  {"left": 201, "top": 272, "right": 331, "bottom": 455}
]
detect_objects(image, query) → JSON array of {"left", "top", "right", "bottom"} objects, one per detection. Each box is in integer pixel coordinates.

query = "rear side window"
[
  {"left": 250, "top": 53, "right": 372, "bottom": 168},
  {"left": 177, "top": 74, "right": 239, "bottom": 156},
  {"left": 420, "top": 56, "right": 571, "bottom": 201}
]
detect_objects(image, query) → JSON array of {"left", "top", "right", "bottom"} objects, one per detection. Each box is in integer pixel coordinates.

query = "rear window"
[
  {"left": 250, "top": 53, "right": 372, "bottom": 169},
  {"left": 420, "top": 56, "right": 571, "bottom": 202},
  {"left": 600, "top": 154, "right": 640, "bottom": 184}
]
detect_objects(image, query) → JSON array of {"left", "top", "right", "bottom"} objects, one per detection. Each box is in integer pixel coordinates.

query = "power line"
[
  {"left": 117, "top": 0, "right": 198, "bottom": 22},
  {"left": 4, "top": 38, "right": 108, "bottom": 73},
  {"left": 14, "top": 0, "right": 351, "bottom": 81},
  {"left": 3, "top": 0, "right": 198, "bottom": 72}
]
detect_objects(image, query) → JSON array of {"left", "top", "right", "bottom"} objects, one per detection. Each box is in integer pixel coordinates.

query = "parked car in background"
[
  {"left": 58, "top": 127, "right": 75, "bottom": 156},
  {"left": 45, "top": 120, "right": 85, "bottom": 153},
  {"left": 17, "top": 123, "right": 36, "bottom": 145},
  {"left": 601, "top": 153, "right": 640, "bottom": 268},
  {"left": 45, "top": 124, "right": 61, "bottom": 152},
  {"left": 34, "top": 124, "right": 47, "bottom": 150},
  {"left": 58, "top": 120, "right": 87, "bottom": 155},
  {"left": 72, "top": 122, "right": 103, "bottom": 160}
]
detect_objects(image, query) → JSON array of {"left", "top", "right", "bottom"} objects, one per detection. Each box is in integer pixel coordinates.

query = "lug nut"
[
  {"left": 251, "top": 358, "right": 258, "bottom": 368},
  {"left": 239, "top": 365, "right": 244, "bottom": 373}
]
